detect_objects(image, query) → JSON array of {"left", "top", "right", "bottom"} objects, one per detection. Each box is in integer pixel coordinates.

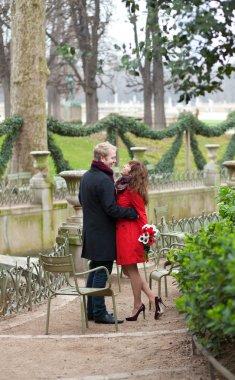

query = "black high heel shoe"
[
  {"left": 154, "top": 296, "right": 166, "bottom": 320},
  {"left": 126, "top": 303, "right": 146, "bottom": 321}
]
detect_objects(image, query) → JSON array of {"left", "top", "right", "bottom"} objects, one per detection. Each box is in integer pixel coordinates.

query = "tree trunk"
[
  {"left": 69, "top": 0, "right": 100, "bottom": 124},
  {"left": 10, "top": 0, "right": 49, "bottom": 173},
  {"left": 85, "top": 89, "right": 98, "bottom": 124},
  {"left": 153, "top": 51, "right": 166, "bottom": 130},
  {"left": 150, "top": 1, "right": 166, "bottom": 130},
  {"left": 142, "top": 63, "right": 152, "bottom": 126},
  {"left": 0, "top": 20, "right": 11, "bottom": 117}
]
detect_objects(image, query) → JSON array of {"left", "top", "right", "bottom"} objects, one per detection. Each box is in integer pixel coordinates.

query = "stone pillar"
[
  {"left": 203, "top": 144, "right": 219, "bottom": 186},
  {"left": 62, "top": 100, "right": 82, "bottom": 122},
  {"left": 30, "top": 151, "right": 52, "bottom": 210},
  {"left": 130, "top": 147, "right": 147, "bottom": 162},
  {"left": 222, "top": 161, "right": 235, "bottom": 187},
  {"left": 56, "top": 170, "right": 86, "bottom": 272}
]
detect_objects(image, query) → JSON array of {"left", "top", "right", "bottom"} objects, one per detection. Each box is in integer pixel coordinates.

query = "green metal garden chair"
[
  {"left": 149, "top": 243, "right": 185, "bottom": 307},
  {"left": 40, "top": 253, "right": 119, "bottom": 334}
]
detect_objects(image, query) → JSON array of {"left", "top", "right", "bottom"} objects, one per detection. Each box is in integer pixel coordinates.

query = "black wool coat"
[{"left": 79, "top": 166, "right": 137, "bottom": 261}]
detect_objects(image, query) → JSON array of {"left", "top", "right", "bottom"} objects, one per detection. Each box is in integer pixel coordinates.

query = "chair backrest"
[
  {"left": 40, "top": 254, "right": 74, "bottom": 274},
  {"left": 40, "top": 253, "right": 88, "bottom": 296}
]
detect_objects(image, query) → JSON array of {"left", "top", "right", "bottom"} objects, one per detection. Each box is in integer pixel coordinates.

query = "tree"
[
  {"left": 117, "top": 0, "right": 167, "bottom": 129},
  {"left": 162, "top": 0, "right": 235, "bottom": 103},
  {"left": 123, "top": 0, "right": 235, "bottom": 104},
  {"left": 46, "top": 0, "right": 113, "bottom": 124},
  {"left": 46, "top": 1, "right": 69, "bottom": 119},
  {"left": 10, "top": 0, "right": 49, "bottom": 173}
]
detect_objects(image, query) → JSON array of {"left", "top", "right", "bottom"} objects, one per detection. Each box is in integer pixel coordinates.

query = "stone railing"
[{"left": 148, "top": 169, "right": 228, "bottom": 191}]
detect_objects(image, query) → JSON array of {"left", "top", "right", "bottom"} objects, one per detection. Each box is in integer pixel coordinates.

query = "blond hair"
[{"left": 93, "top": 142, "right": 117, "bottom": 161}]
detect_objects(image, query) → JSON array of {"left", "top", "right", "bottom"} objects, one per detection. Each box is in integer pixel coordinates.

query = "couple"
[{"left": 79, "top": 142, "right": 164, "bottom": 325}]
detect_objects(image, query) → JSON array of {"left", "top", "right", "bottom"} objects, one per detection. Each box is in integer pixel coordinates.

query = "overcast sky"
[
  {"left": 107, "top": 1, "right": 133, "bottom": 44},
  {"left": 107, "top": 1, "right": 147, "bottom": 46}
]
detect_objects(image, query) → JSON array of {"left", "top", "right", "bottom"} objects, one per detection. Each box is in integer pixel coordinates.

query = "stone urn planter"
[
  {"left": 30, "top": 150, "right": 51, "bottom": 178},
  {"left": 203, "top": 144, "right": 219, "bottom": 186},
  {"left": 30, "top": 151, "right": 52, "bottom": 207},
  {"left": 57, "top": 170, "right": 86, "bottom": 272},
  {"left": 59, "top": 170, "right": 86, "bottom": 217},
  {"left": 130, "top": 147, "right": 147, "bottom": 161},
  {"left": 205, "top": 144, "right": 219, "bottom": 161},
  {"left": 222, "top": 161, "right": 235, "bottom": 187}
]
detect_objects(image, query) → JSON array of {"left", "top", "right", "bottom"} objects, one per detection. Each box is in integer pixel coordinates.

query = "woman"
[{"left": 115, "top": 160, "right": 165, "bottom": 321}]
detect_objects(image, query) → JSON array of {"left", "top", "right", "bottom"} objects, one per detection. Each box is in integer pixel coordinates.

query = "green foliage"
[
  {"left": 166, "top": 1, "right": 235, "bottom": 102},
  {"left": 123, "top": 0, "right": 235, "bottom": 103},
  {"left": 155, "top": 132, "right": 183, "bottom": 172},
  {"left": 217, "top": 186, "right": 235, "bottom": 224},
  {"left": 48, "top": 133, "right": 71, "bottom": 173},
  {"left": 46, "top": 112, "right": 235, "bottom": 173},
  {"left": 175, "top": 221, "right": 235, "bottom": 353},
  {"left": 170, "top": 185, "right": 235, "bottom": 352},
  {"left": 227, "top": 110, "right": 235, "bottom": 120},
  {"left": 122, "top": 0, "right": 139, "bottom": 13},
  {"left": 190, "top": 132, "right": 207, "bottom": 170},
  {"left": 1, "top": 112, "right": 235, "bottom": 176},
  {"left": 56, "top": 44, "right": 76, "bottom": 65},
  {"left": 0, "top": 116, "right": 23, "bottom": 176},
  {"left": 219, "top": 134, "right": 235, "bottom": 164}
]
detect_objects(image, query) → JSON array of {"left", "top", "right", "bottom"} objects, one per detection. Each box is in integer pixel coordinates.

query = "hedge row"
[{"left": 1, "top": 112, "right": 235, "bottom": 176}]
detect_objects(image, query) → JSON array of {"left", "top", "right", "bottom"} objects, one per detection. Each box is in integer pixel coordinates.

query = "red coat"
[{"left": 116, "top": 189, "right": 148, "bottom": 265}]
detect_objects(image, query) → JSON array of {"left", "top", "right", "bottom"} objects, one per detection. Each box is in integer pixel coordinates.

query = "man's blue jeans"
[{"left": 86, "top": 260, "right": 113, "bottom": 319}]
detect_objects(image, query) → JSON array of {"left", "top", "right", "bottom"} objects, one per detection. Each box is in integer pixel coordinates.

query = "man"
[{"left": 79, "top": 142, "right": 137, "bottom": 324}]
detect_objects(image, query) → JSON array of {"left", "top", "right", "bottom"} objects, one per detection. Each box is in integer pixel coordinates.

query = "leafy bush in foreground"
[{"left": 175, "top": 220, "right": 235, "bottom": 353}]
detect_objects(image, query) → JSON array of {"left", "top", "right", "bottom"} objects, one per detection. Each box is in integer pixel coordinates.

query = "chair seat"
[
  {"left": 149, "top": 266, "right": 180, "bottom": 298},
  {"left": 150, "top": 266, "right": 179, "bottom": 281},
  {"left": 79, "top": 287, "right": 113, "bottom": 297},
  {"left": 55, "top": 286, "right": 113, "bottom": 297},
  {"left": 150, "top": 268, "right": 170, "bottom": 280}
]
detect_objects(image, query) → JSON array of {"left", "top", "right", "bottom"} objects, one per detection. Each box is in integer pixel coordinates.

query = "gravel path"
[{"left": 0, "top": 264, "right": 210, "bottom": 380}]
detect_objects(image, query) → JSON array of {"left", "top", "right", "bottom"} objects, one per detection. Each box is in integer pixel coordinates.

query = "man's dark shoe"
[
  {"left": 94, "top": 313, "right": 124, "bottom": 324},
  {"left": 88, "top": 312, "right": 113, "bottom": 321}
]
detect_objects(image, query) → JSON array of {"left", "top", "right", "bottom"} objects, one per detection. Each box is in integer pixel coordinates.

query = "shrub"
[
  {"left": 175, "top": 220, "right": 235, "bottom": 353},
  {"left": 217, "top": 185, "right": 235, "bottom": 224}
]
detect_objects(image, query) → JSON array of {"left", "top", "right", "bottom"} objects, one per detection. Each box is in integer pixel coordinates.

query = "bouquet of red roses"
[{"left": 138, "top": 224, "right": 160, "bottom": 262}]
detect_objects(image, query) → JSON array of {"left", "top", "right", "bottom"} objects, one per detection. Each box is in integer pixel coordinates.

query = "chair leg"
[
  {"left": 158, "top": 278, "right": 162, "bottom": 298},
  {"left": 149, "top": 275, "right": 152, "bottom": 310},
  {"left": 80, "top": 297, "right": 86, "bottom": 334},
  {"left": 164, "top": 276, "right": 168, "bottom": 297},
  {"left": 83, "top": 295, "right": 88, "bottom": 328},
  {"left": 143, "top": 262, "right": 148, "bottom": 282},
  {"left": 111, "top": 293, "right": 119, "bottom": 332},
  {"left": 116, "top": 264, "right": 121, "bottom": 292},
  {"left": 46, "top": 295, "right": 52, "bottom": 335}
]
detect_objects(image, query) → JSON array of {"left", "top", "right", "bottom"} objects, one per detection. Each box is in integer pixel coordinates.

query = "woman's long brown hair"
[{"left": 128, "top": 160, "right": 149, "bottom": 205}]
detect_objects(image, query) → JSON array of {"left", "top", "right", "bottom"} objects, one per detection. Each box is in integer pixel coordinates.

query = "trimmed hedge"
[{"left": 1, "top": 112, "right": 235, "bottom": 175}]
